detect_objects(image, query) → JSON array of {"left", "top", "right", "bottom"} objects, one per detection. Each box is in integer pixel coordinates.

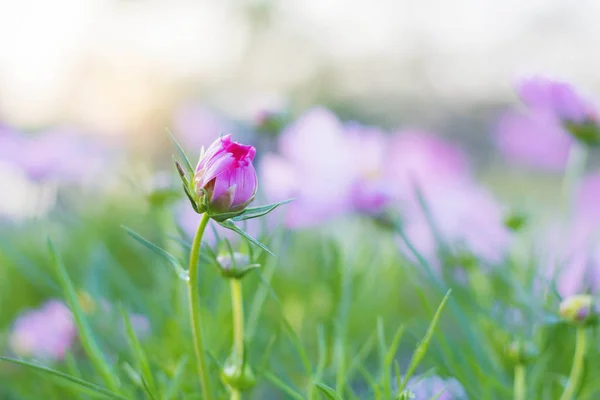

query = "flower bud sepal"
[
  {"left": 505, "top": 339, "right": 538, "bottom": 365},
  {"left": 216, "top": 252, "right": 261, "bottom": 280},
  {"left": 221, "top": 351, "right": 256, "bottom": 392}
]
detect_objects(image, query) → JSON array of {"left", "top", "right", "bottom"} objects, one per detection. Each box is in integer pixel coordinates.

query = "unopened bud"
[
  {"left": 505, "top": 339, "right": 538, "bottom": 365},
  {"left": 175, "top": 161, "right": 186, "bottom": 178},
  {"left": 504, "top": 210, "right": 527, "bottom": 232},
  {"left": 216, "top": 252, "right": 260, "bottom": 279},
  {"left": 221, "top": 356, "right": 256, "bottom": 391},
  {"left": 559, "top": 294, "right": 597, "bottom": 325}
]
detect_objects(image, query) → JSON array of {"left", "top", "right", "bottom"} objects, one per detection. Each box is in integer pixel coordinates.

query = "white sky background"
[{"left": 0, "top": 0, "right": 599, "bottom": 133}]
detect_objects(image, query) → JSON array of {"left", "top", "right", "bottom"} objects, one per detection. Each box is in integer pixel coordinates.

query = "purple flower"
[
  {"left": 404, "top": 375, "right": 466, "bottom": 400},
  {"left": 194, "top": 134, "right": 258, "bottom": 215},
  {"left": 401, "top": 181, "right": 511, "bottom": 265},
  {"left": 344, "top": 123, "right": 396, "bottom": 213},
  {"left": 9, "top": 300, "right": 76, "bottom": 361},
  {"left": 173, "top": 104, "right": 235, "bottom": 151},
  {"left": 0, "top": 127, "right": 111, "bottom": 184},
  {"left": 496, "top": 76, "right": 600, "bottom": 170},
  {"left": 260, "top": 108, "right": 356, "bottom": 228},
  {"left": 495, "top": 111, "right": 573, "bottom": 171},
  {"left": 388, "top": 130, "right": 470, "bottom": 194},
  {"left": 541, "top": 172, "right": 600, "bottom": 297},
  {"left": 517, "top": 76, "right": 598, "bottom": 124}
]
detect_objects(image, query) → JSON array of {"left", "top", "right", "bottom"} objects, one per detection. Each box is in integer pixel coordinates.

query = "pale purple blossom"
[
  {"left": 496, "top": 76, "right": 600, "bottom": 170},
  {"left": 517, "top": 76, "right": 598, "bottom": 124},
  {"left": 401, "top": 181, "right": 511, "bottom": 265},
  {"left": 0, "top": 127, "right": 111, "bottom": 184},
  {"left": 403, "top": 375, "right": 467, "bottom": 400},
  {"left": 388, "top": 130, "right": 470, "bottom": 192},
  {"left": 495, "top": 111, "right": 573, "bottom": 171},
  {"left": 9, "top": 300, "right": 76, "bottom": 361},
  {"left": 260, "top": 108, "right": 356, "bottom": 228},
  {"left": 542, "top": 172, "right": 600, "bottom": 297}
]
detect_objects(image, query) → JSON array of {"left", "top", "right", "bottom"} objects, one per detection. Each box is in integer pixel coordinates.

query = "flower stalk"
[
  {"left": 230, "top": 278, "right": 245, "bottom": 400},
  {"left": 514, "top": 364, "right": 526, "bottom": 400},
  {"left": 560, "top": 326, "right": 587, "bottom": 400},
  {"left": 187, "top": 213, "right": 213, "bottom": 399}
]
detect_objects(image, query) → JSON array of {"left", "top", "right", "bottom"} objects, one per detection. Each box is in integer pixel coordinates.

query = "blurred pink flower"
[
  {"left": 194, "top": 134, "right": 257, "bottom": 214},
  {"left": 495, "top": 111, "right": 573, "bottom": 171},
  {"left": 344, "top": 123, "right": 396, "bottom": 213},
  {"left": 405, "top": 375, "right": 466, "bottom": 400},
  {"left": 543, "top": 172, "right": 600, "bottom": 297},
  {"left": 402, "top": 181, "right": 511, "bottom": 265},
  {"left": 496, "top": 76, "right": 600, "bottom": 170},
  {"left": 0, "top": 128, "right": 111, "bottom": 184},
  {"left": 9, "top": 300, "right": 76, "bottom": 361},
  {"left": 261, "top": 109, "right": 472, "bottom": 228},
  {"left": 388, "top": 130, "right": 470, "bottom": 194},
  {"left": 260, "top": 108, "right": 356, "bottom": 228},
  {"left": 517, "top": 76, "right": 598, "bottom": 124},
  {"left": 173, "top": 104, "right": 235, "bottom": 151}
]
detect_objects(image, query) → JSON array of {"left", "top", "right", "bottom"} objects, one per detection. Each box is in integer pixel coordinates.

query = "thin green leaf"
[
  {"left": 264, "top": 372, "right": 305, "bottom": 400},
  {"left": 0, "top": 357, "right": 129, "bottom": 400},
  {"left": 399, "top": 290, "right": 451, "bottom": 392},
  {"left": 315, "top": 383, "right": 343, "bottom": 400},
  {"left": 119, "top": 305, "right": 157, "bottom": 397},
  {"left": 47, "top": 240, "right": 120, "bottom": 392},
  {"left": 428, "top": 387, "right": 447, "bottom": 400},
  {"left": 123, "top": 227, "right": 187, "bottom": 279},
  {"left": 167, "top": 128, "right": 194, "bottom": 177},
  {"left": 232, "top": 199, "right": 294, "bottom": 221},
  {"left": 217, "top": 219, "right": 274, "bottom": 256},
  {"left": 385, "top": 325, "right": 405, "bottom": 367},
  {"left": 163, "top": 356, "right": 188, "bottom": 400},
  {"left": 255, "top": 270, "right": 312, "bottom": 375}
]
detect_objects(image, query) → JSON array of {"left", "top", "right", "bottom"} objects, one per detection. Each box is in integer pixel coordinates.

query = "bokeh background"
[
  {"left": 2, "top": 1, "right": 600, "bottom": 399},
  {"left": 2, "top": 0, "right": 600, "bottom": 216}
]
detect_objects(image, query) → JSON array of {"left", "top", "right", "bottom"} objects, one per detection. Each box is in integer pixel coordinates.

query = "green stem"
[
  {"left": 514, "top": 364, "right": 526, "bottom": 400},
  {"left": 561, "top": 143, "right": 588, "bottom": 221},
  {"left": 187, "top": 213, "right": 213, "bottom": 399},
  {"left": 230, "top": 278, "right": 245, "bottom": 400},
  {"left": 560, "top": 327, "right": 587, "bottom": 400}
]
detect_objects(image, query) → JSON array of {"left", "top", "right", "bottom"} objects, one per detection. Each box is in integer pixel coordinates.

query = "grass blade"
[
  {"left": 48, "top": 239, "right": 120, "bottom": 392},
  {"left": 264, "top": 372, "right": 305, "bottom": 400},
  {"left": 0, "top": 357, "right": 129, "bottom": 400},
  {"left": 119, "top": 305, "right": 157, "bottom": 397},
  {"left": 399, "top": 290, "right": 451, "bottom": 392},
  {"left": 315, "top": 382, "right": 343, "bottom": 400},
  {"left": 167, "top": 128, "right": 194, "bottom": 176},
  {"left": 123, "top": 226, "right": 187, "bottom": 279}
]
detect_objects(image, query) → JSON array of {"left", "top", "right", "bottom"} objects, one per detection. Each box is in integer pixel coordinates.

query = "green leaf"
[
  {"left": 47, "top": 239, "right": 120, "bottom": 392},
  {"left": 428, "top": 388, "right": 447, "bottom": 400},
  {"left": 163, "top": 356, "right": 188, "bottom": 400},
  {"left": 0, "top": 357, "right": 129, "bottom": 400},
  {"left": 231, "top": 199, "right": 294, "bottom": 221},
  {"left": 119, "top": 305, "right": 157, "bottom": 397},
  {"left": 264, "top": 372, "right": 305, "bottom": 400},
  {"left": 167, "top": 128, "right": 194, "bottom": 177},
  {"left": 385, "top": 325, "right": 405, "bottom": 367},
  {"left": 217, "top": 219, "right": 274, "bottom": 256},
  {"left": 399, "top": 290, "right": 451, "bottom": 392},
  {"left": 122, "top": 227, "right": 187, "bottom": 279},
  {"left": 315, "top": 383, "right": 343, "bottom": 400}
]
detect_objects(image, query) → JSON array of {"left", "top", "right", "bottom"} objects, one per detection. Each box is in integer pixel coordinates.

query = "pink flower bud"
[{"left": 194, "top": 135, "right": 258, "bottom": 215}]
